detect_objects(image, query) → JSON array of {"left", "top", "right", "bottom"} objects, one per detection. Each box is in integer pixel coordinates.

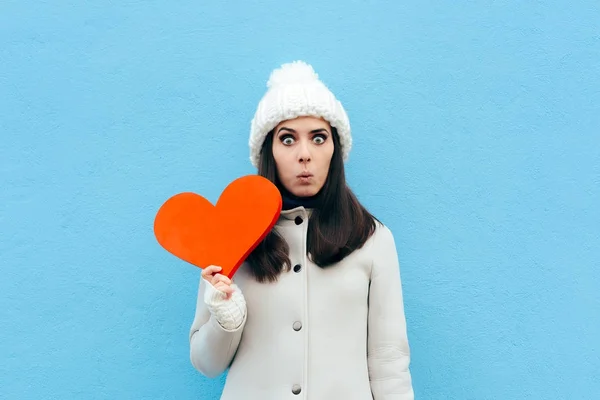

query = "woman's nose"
[{"left": 297, "top": 141, "right": 311, "bottom": 163}]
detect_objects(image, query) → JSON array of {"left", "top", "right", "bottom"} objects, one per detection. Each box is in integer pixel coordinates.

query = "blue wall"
[{"left": 1, "top": 1, "right": 599, "bottom": 399}]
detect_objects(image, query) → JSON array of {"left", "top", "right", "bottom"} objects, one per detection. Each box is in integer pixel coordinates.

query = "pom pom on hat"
[
  {"left": 249, "top": 60, "right": 352, "bottom": 168},
  {"left": 267, "top": 61, "right": 320, "bottom": 88}
]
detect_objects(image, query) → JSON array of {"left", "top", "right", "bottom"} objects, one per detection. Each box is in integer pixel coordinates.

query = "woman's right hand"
[
  {"left": 202, "top": 265, "right": 234, "bottom": 300},
  {"left": 201, "top": 265, "right": 247, "bottom": 331}
]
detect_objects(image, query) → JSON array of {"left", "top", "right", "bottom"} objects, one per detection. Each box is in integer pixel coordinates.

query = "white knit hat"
[{"left": 249, "top": 61, "right": 352, "bottom": 168}]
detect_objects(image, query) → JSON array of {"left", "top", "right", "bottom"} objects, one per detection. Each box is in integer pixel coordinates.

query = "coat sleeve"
[
  {"left": 189, "top": 273, "right": 247, "bottom": 378},
  {"left": 367, "top": 224, "right": 414, "bottom": 399}
]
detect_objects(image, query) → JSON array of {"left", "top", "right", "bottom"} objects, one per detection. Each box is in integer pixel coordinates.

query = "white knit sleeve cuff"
[{"left": 203, "top": 279, "right": 247, "bottom": 331}]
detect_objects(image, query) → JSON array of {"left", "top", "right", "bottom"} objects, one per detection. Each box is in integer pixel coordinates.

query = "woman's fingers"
[
  {"left": 214, "top": 281, "right": 233, "bottom": 293},
  {"left": 211, "top": 273, "right": 231, "bottom": 287},
  {"left": 201, "top": 265, "right": 222, "bottom": 279},
  {"left": 203, "top": 266, "right": 231, "bottom": 285},
  {"left": 202, "top": 266, "right": 234, "bottom": 299},
  {"left": 214, "top": 281, "right": 234, "bottom": 299}
]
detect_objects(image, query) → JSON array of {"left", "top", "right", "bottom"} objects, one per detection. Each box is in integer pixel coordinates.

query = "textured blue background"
[{"left": 1, "top": 1, "right": 599, "bottom": 399}]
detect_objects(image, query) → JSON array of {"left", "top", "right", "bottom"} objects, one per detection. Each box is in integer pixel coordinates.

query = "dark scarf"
[{"left": 278, "top": 185, "right": 322, "bottom": 210}]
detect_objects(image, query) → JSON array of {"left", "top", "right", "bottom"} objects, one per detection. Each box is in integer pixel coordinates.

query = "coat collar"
[{"left": 278, "top": 206, "right": 313, "bottom": 224}]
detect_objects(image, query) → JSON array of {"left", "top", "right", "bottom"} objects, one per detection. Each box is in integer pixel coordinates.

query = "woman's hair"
[{"left": 244, "top": 126, "right": 379, "bottom": 283}]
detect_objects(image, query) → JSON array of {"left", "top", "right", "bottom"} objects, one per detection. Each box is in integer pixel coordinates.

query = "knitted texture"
[
  {"left": 249, "top": 60, "right": 352, "bottom": 168},
  {"left": 203, "top": 279, "right": 247, "bottom": 331}
]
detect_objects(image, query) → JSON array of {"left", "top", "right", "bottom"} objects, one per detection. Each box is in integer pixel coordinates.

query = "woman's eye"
[
  {"left": 281, "top": 136, "right": 295, "bottom": 145},
  {"left": 313, "top": 135, "right": 326, "bottom": 144}
]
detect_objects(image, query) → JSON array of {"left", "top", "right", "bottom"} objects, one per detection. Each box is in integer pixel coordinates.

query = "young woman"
[{"left": 189, "top": 61, "right": 414, "bottom": 399}]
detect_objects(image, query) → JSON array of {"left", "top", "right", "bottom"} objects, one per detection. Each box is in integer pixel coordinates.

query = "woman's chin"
[{"left": 290, "top": 186, "right": 319, "bottom": 198}]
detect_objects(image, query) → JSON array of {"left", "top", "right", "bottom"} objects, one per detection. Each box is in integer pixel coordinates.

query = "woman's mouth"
[{"left": 297, "top": 172, "right": 313, "bottom": 183}]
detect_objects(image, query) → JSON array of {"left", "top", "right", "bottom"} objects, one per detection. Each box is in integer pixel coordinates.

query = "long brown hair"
[{"left": 244, "top": 127, "right": 378, "bottom": 282}]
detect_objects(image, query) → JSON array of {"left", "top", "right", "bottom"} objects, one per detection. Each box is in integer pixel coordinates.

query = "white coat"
[{"left": 189, "top": 206, "right": 414, "bottom": 399}]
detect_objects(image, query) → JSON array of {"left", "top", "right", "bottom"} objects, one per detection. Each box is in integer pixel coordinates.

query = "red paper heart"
[{"left": 153, "top": 175, "right": 282, "bottom": 278}]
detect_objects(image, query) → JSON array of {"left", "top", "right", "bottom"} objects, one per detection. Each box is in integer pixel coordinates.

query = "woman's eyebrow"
[
  {"left": 277, "top": 127, "right": 330, "bottom": 134},
  {"left": 277, "top": 127, "right": 295, "bottom": 133}
]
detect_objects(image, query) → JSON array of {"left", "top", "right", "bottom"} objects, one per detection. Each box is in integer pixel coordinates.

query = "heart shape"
[{"left": 153, "top": 175, "right": 282, "bottom": 278}]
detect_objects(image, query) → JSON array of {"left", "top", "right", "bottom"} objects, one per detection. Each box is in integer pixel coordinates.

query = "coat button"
[
  {"left": 294, "top": 216, "right": 303, "bottom": 225},
  {"left": 293, "top": 264, "right": 301, "bottom": 273},
  {"left": 293, "top": 321, "right": 302, "bottom": 331},
  {"left": 292, "top": 384, "right": 301, "bottom": 394}
]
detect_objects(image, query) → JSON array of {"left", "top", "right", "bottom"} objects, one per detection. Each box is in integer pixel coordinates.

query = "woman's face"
[{"left": 272, "top": 116, "right": 334, "bottom": 197}]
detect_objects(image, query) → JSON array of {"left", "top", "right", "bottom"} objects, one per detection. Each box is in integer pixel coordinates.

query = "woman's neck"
[{"left": 278, "top": 185, "right": 321, "bottom": 210}]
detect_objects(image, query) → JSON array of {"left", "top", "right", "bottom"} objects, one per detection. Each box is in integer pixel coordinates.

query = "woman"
[{"left": 189, "top": 61, "right": 414, "bottom": 399}]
